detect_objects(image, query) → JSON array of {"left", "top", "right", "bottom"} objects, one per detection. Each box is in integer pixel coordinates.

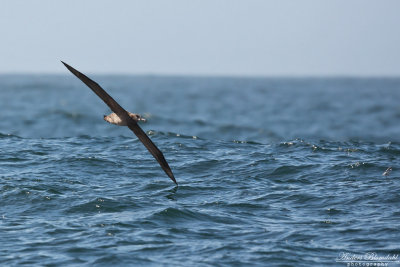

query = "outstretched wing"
[
  {"left": 127, "top": 124, "right": 176, "bottom": 183},
  {"left": 62, "top": 61, "right": 177, "bottom": 185},
  {"left": 62, "top": 61, "right": 127, "bottom": 117}
]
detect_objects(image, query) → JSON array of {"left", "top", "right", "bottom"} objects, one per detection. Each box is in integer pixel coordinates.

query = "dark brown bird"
[{"left": 62, "top": 61, "right": 177, "bottom": 185}]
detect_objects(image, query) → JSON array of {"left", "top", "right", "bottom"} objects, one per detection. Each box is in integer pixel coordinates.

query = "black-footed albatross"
[{"left": 61, "top": 61, "right": 177, "bottom": 185}]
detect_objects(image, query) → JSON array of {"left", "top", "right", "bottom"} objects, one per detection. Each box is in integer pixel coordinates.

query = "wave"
[
  {"left": 0, "top": 132, "right": 22, "bottom": 139},
  {"left": 2, "top": 129, "right": 400, "bottom": 151}
]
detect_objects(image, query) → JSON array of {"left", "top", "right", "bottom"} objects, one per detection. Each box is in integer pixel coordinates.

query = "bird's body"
[
  {"left": 104, "top": 112, "right": 146, "bottom": 126},
  {"left": 62, "top": 61, "right": 177, "bottom": 185}
]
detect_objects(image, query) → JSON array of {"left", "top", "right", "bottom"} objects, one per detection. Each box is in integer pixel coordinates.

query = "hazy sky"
[{"left": 1, "top": 0, "right": 400, "bottom": 76}]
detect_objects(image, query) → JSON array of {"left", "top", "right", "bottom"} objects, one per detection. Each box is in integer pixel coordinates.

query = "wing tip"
[
  {"left": 61, "top": 61, "right": 74, "bottom": 72},
  {"left": 167, "top": 171, "right": 178, "bottom": 186},
  {"left": 61, "top": 61, "right": 84, "bottom": 81},
  {"left": 164, "top": 170, "right": 178, "bottom": 185}
]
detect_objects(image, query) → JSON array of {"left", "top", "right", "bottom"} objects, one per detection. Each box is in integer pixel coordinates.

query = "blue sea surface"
[{"left": 1, "top": 75, "right": 399, "bottom": 266}]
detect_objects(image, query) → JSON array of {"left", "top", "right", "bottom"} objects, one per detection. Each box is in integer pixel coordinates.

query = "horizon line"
[{"left": 1, "top": 71, "right": 400, "bottom": 79}]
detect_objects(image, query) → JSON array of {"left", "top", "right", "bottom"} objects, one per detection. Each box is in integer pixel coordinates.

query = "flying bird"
[{"left": 61, "top": 61, "right": 177, "bottom": 185}]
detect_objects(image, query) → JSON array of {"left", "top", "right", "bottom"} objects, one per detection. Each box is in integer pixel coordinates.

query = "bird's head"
[{"left": 129, "top": 113, "right": 147, "bottom": 123}]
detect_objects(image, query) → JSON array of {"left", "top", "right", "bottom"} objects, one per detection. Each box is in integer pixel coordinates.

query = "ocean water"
[{"left": 1, "top": 75, "right": 399, "bottom": 266}]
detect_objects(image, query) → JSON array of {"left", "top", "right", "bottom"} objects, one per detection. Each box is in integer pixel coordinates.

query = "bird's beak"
[{"left": 138, "top": 117, "right": 147, "bottom": 122}]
